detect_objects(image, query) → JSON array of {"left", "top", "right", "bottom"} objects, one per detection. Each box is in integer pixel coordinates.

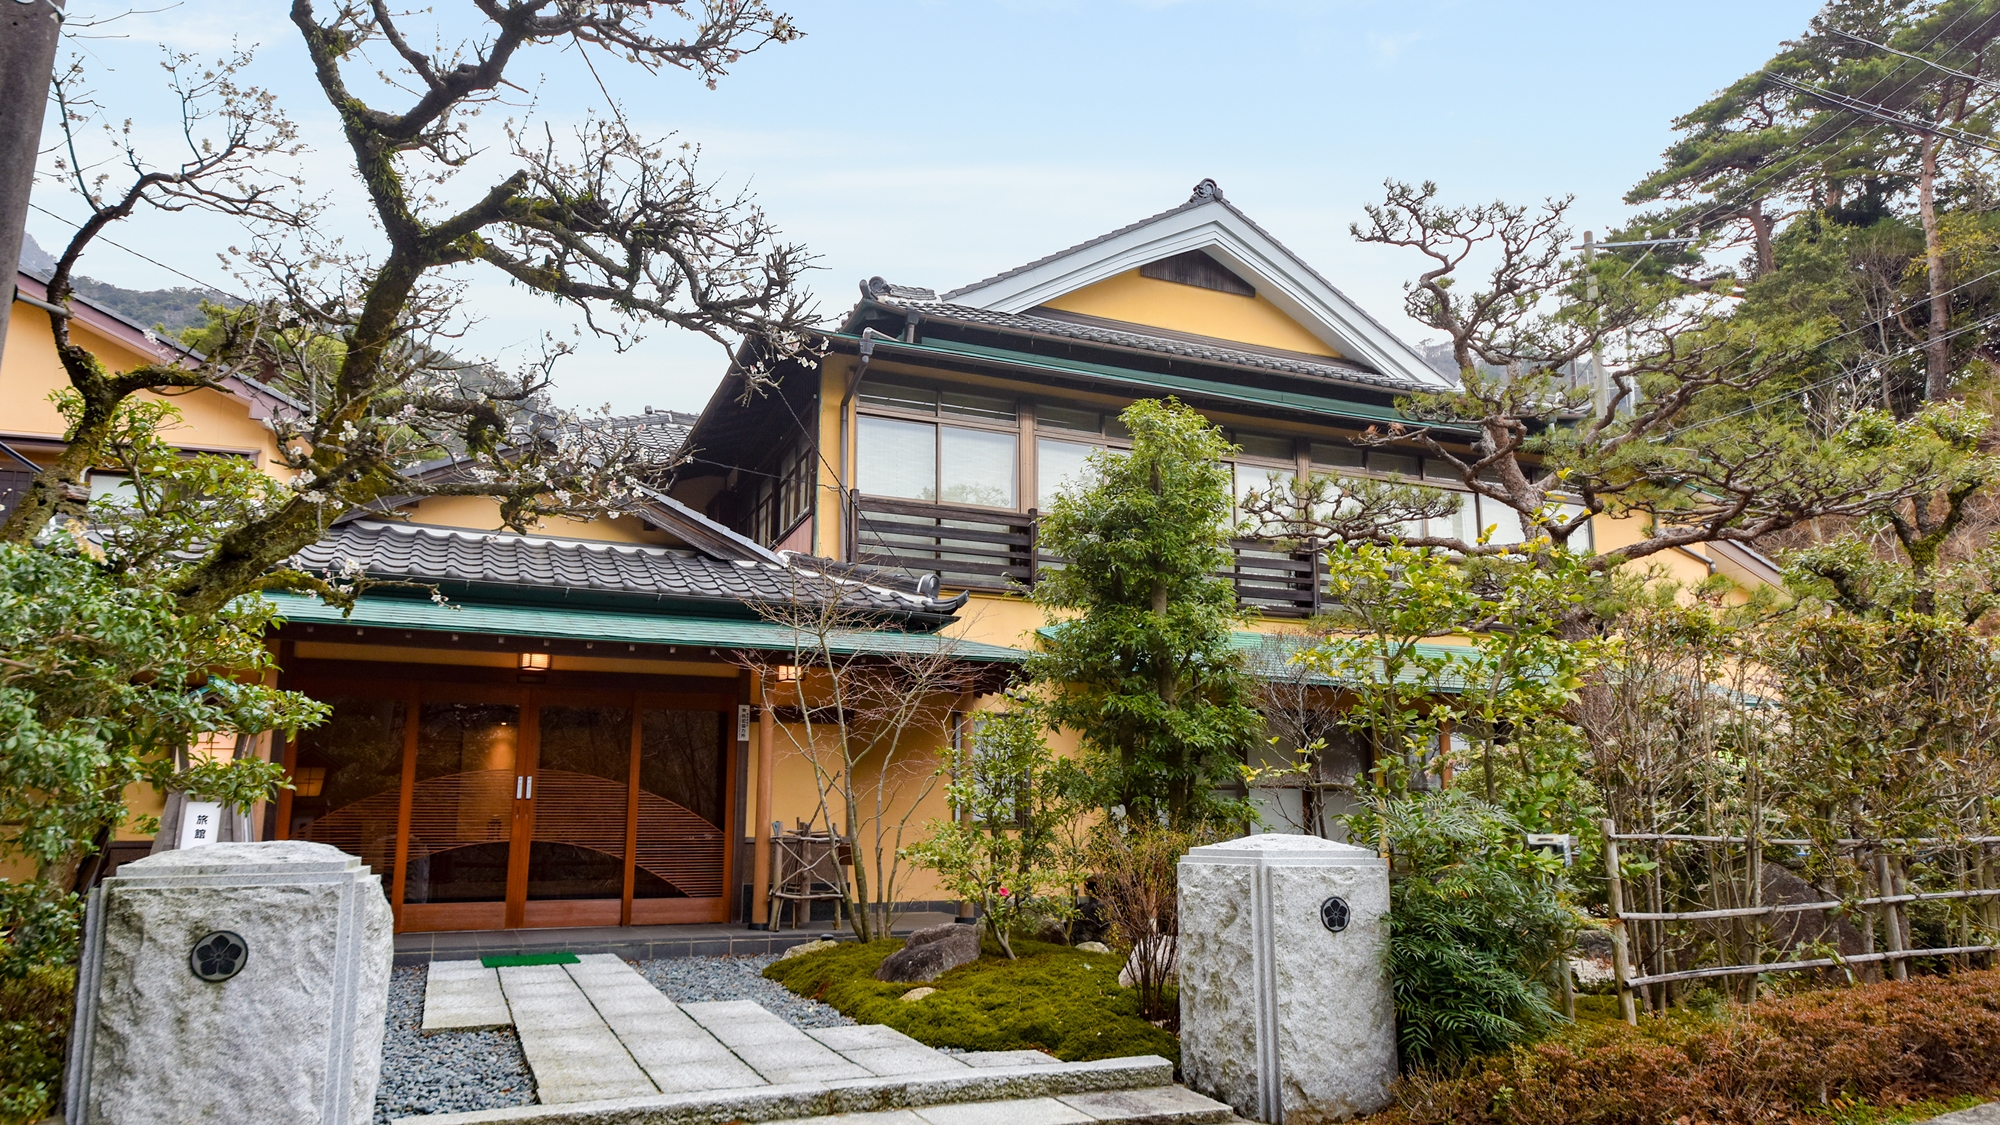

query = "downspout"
[{"left": 837, "top": 327, "right": 881, "bottom": 561}]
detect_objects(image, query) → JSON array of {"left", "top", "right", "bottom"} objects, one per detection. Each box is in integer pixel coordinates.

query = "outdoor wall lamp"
[
  {"left": 291, "top": 765, "right": 326, "bottom": 798},
  {"left": 518, "top": 652, "right": 552, "bottom": 673}
]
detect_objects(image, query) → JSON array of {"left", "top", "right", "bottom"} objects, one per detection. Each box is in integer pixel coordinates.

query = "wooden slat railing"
[{"left": 847, "top": 492, "right": 1323, "bottom": 613}]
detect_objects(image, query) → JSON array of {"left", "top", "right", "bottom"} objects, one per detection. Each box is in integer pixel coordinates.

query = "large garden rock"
[
  {"left": 65, "top": 840, "right": 392, "bottom": 1125},
  {"left": 874, "top": 922, "right": 981, "bottom": 982}
]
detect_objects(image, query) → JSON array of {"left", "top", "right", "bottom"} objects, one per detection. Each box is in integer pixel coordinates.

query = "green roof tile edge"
[
  {"left": 859, "top": 334, "right": 1427, "bottom": 427},
  {"left": 264, "top": 592, "right": 1028, "bottom": 662}
]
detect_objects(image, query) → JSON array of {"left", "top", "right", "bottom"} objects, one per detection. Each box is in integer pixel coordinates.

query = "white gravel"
[
  {"left": 374, "top": 965, "right": 533, "bottom": 1123},
  {"left": 376, "top": 954, "right": 852, "bottom": 1121},
  {"left": 635, "top": 952, "right": 853, "bottom": 1029}
]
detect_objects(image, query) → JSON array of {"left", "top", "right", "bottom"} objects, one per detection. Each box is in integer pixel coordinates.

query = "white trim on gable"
[{"left": 941, "top": 192, "right": 1453, "bottom": 391}]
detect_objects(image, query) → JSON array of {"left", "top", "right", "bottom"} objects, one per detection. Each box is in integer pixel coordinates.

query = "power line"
[
  {"left": 1766, "top": 72, "right": 2000, "bottom": 154},
  {"left": 1656, "top": 6, "right": 1986, "bottom": 242},
  {"left": 25, "top": 201, "right": 249, "bottom": 301},
  {"left": 1828, "top": 27, "right": 2000, "bottom": 93},
  {"left": 1654, "top": 310, "right": 2000, "bottom": 442}
]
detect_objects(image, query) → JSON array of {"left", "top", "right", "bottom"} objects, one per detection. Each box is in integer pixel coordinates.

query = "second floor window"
[{"left": 857, "top": 381, "right": 1018, "bottom": 508}]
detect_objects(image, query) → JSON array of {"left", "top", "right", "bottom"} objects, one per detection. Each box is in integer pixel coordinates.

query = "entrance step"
[
  {"left": 765, "top": 1087, "right": 1238, "bottom": 1125},
  {"left": 388, "top": 1053, "right": 1181, "bottom": 1125}
]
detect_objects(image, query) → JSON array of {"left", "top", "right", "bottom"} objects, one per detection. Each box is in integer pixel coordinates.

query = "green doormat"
[{"left": 479, "top": 952, "right": 580, "bottom": 968}]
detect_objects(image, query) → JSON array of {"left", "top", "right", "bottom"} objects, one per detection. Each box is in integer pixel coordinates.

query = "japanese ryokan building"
[{"left": 0, "top": 180, "right": 1779, "bottom": 936}]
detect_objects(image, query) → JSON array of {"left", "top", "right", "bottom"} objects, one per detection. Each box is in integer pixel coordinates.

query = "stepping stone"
[
  {"left": 422, "top": 960, "right": 513, "bottom": 1032},
  {"left": 1056, "top": 1086, "right": 1239, "bottom": 1124},
  {"left": 959, "top": 1049, "right": 1061, "bottom": 1068},
  {"left": 562, "top": 955, "right": 767, "bottom": 1094},
  {"left": 808, "top": 1025, "right": 968, "bottom": 1076},
  {"left": 499, "top": 963, "right": 656, "bottom": 1104},
  {"left": 681, "top": 1000, "right": 872, "bottom": 1085}
]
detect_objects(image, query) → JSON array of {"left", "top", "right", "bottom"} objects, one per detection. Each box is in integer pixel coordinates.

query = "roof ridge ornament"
[{"left": 1190, "top": 178, "right": 1224, "bottom": 202}]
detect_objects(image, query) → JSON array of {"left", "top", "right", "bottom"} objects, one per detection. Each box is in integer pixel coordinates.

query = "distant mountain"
[{"left": 17, "top": 234, "right": 234, "bottom": 335}]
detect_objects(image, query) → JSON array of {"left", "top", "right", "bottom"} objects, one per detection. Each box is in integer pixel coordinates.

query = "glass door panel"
[
  {"left": 288, "top": 697, "right": 408, "bottom": 879},
  {"left": 402, "top": 702, "right": 520, "bottom": 905},
  {"left": 633, "top": 709, "right": 728, "bottom": 900},
  {"left": 526, "top": 705, "right": 633, "bottom": 901}
]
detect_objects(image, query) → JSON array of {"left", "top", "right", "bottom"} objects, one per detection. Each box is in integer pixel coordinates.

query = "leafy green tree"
[
  {"left": 1300, "top": 541, "right": 1608, "bottom": 838},
  {"left": 1630, "top": 2, "right": 2000, "bottom": 406},
  {"left": 1, "top": 399, "right": 324, "bottom": 957},
  {"left": 1241, "top": 181, "right": 1972, "bottom": 600},
  {"left": 1028, "top": 399, "right": 1263, "bottom": 830}
]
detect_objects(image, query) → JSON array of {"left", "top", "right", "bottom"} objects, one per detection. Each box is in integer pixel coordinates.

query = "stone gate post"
[
  {"left": 65, "top": 841, "right": 393, "bottom": 1125},
  {"left": 1177, "top": 833, "right": 1395, "bottom": 1125}
]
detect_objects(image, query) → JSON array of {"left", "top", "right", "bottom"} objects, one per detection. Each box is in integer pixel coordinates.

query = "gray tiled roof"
[
  {"left": 905, "top": 303, "right": 1424, "bottom": 393},
  {"left": 293, "top": 519, "right": 965, "bottom": 616},
  {"left": 596, "top": 410, "right": 697, "bottom": 463}
]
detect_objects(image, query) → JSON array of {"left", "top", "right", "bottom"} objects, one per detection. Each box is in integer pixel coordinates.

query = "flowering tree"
[
  {"left": 907, "top": 702, "right": 1084, "bottom": 959},
  {"left": 2, "top": 3, "right": 820, "bottom": 614}
]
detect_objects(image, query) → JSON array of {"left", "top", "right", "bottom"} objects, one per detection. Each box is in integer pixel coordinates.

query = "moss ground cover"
[{"left": 763, "top": 937, "right": 1179, "bottom": 1065}]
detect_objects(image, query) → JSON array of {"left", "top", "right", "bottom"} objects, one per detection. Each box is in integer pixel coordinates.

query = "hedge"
[
  {"left": 1380, "top": 969, "right": 2000, "bottom": 1125},
  {"left": 763, "top": 937, "right": 1179, "bottom": 1064},
  {"left": 0, "top": 963, "right": 74, "bottom": 1125}
]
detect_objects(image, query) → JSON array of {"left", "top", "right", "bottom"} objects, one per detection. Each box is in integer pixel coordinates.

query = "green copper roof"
[
  {"left": 266, "top": 592, "right": 1028, "bottom": 662},
  {"left": 1032, "top": 625, "right": 1480, "bottom": 692},
  {"left": 905, "top": 336, "right": 1416, "bottom": 426}
]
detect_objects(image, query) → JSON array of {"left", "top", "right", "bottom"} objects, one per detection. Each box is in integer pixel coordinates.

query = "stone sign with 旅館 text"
[{"left": 65, "top": 840, "right": 393, "bottom": 1125}]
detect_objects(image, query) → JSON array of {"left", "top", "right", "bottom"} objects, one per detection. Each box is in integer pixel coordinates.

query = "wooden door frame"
[{"left": 276, "top": 668, "right": 740, "bottom": 931}]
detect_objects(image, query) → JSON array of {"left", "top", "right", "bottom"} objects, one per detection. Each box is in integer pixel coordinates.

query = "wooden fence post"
[
  {"left": 1876, "top": 851, "right": 1909, "bottom": 982},
  {"left": 1602, "top": 818, "right": 1638, "bottom": 1026}
]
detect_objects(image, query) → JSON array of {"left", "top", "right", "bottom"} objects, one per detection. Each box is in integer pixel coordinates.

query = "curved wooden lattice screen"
[
  {"left": 531, "top": 769, "right": 724, "bottom": 898},
  {"left": 307, "top": 767, "right": 725, "bottom": 899}
]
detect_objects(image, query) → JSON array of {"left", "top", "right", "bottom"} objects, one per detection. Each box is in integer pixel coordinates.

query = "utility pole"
[
  {"left": 0, "top": 0, "right": 64, "bottom": 369},
  {"left": 1583, "top": 230, "right": 1609, "bottom": 417}
]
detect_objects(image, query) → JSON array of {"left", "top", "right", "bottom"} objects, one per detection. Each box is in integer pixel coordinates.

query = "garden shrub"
[
  {"left": 764, "top": 937, "right": 1179, "bottom": 1064},
  {"left": 0, "top": 962, "right": 75, "bottom": 1125},
  {"left": 1352, "top": 791, "right": 1577, "bottom": 1069},
  {"left": 1377, "top": 969, "right": 2000, "bottom": 1125}
]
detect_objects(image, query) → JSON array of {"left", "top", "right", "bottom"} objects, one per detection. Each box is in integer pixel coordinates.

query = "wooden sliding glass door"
[{"left": 279, "top": 674, "right": 736, "bottom": 931}]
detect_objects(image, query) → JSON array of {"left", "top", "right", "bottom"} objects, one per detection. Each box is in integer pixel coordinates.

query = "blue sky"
[{"left": 28, "top": 0, "right": 1822, "bottom": 415}]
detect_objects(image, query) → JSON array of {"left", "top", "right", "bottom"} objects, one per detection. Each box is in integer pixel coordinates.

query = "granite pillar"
[
  {"left": 1177, "top": 833, "right": 1395, "bottom": 1125},
  {"left": 65, "top": 840, "right": 393, "bottom": 1125}
]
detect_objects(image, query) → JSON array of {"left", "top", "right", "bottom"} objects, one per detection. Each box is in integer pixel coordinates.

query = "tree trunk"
[
  {"left": 1919, "top": 131, "right": 1952, "bottom": 401},
  {"left": 1749, "top": 201, "right": 1776, "bottom": 280}
]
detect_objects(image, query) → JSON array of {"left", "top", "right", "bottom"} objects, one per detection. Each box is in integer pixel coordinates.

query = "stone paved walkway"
[
  {"left": 419, "top": 955, "right": 1042, "bottom": 1107},
  {"left": 409, "top": 955, "right": 1229, "bottom": 1125}
]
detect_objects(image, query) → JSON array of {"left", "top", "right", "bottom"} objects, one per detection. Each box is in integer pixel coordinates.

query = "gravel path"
[
  {"left": 376, "top": 955, "right": 851, "bottom": 1121},
  {"left": 374, "top": 965, "right": 533, "bottom": 1124},
  {"left": 635, "top": 952, "right": 853, "bottom": 1029}
]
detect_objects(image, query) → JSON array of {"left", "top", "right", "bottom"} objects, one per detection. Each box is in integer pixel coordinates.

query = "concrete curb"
[{"left": 389, "top": 1055, "right": 1176, "bottom": 1125}]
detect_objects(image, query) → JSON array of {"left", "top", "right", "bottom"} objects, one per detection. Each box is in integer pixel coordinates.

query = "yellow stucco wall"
[
  {"left": 1042, "top": 269, "right": 1340, "bottom": 357},
  {"left": 400, "top": 495, "right": 668, "bottom": 544},
  {"left": 1, "top": 301, "right": 280, "bottom": 463}
]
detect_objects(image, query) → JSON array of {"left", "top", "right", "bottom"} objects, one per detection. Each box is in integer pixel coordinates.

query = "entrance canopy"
[{"left": 266, "top": 592, "right": 1028, "bottom": 663}]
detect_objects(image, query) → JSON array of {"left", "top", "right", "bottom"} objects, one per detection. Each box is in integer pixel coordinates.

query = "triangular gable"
[{"left": 942, "top": 180, "right": 1452, "bottom": 390}]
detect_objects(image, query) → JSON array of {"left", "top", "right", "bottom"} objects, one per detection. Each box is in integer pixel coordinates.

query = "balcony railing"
[{"left": 847, "top": 491, "right": 1323, "bottom": 617}]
